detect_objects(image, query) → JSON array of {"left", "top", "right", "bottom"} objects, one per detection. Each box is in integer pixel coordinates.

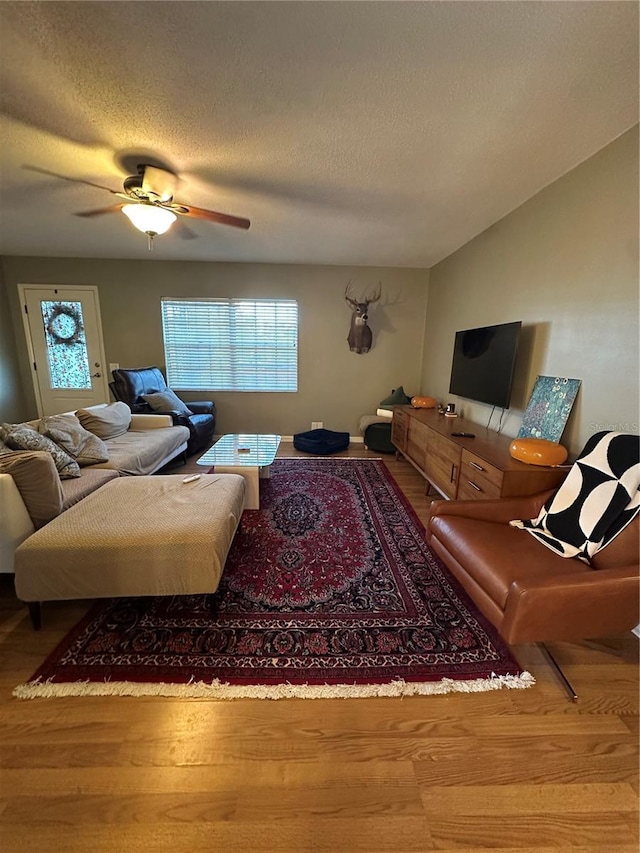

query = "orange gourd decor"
[
  {"left": 509, "top": 438, "right": 568, "bottom": 467},
  {"left": 411, "top": 396, "right": 437, "bottom": 409}
]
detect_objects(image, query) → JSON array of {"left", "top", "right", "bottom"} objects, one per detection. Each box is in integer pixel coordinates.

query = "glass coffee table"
[{"left": 197, "top": 434, "right": 281, "bottom": 509}]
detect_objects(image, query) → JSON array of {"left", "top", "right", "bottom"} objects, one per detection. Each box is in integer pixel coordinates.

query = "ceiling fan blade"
[
  {"left": 75, "top": 204, "right": 124, "bottom": 218},
  {"left": 23, "top": 165, "right": 120, "bottom": 195},
  {"left": 167, "top": 203, "right": 250, "bottom": 230}
]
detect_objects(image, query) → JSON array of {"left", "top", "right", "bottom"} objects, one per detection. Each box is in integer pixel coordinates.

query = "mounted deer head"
[{"left": 345, "top": 281, "right": 381, "bottom": 354}]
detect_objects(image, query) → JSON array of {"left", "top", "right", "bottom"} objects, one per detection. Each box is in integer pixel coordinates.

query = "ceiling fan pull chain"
[{"left": 147, "top": 233, "right": 154, "bottom": 252}]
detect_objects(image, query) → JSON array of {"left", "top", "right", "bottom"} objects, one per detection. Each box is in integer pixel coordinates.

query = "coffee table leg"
[{"left": 213, "top": 465, "right": 260, "bottom": 510}]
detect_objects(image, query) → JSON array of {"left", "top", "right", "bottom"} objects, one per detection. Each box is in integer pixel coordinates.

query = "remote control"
[
  {"left": 452, "top": 432, "right": 475, "bottom": 438},
  {"left": 182, "top": 474, "right": 201, "bottom": 483}
]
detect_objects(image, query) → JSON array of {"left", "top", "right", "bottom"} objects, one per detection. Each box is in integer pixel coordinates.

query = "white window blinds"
[{"left": 161, "top": 298, "right": 298, "bottom": 392}]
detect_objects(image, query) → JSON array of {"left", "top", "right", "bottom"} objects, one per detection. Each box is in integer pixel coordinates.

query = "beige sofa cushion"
[
  {"left": 0, "top": 451, "right": 63, "bottom": 528},
  {"left": 88, "top": 425, "right": 189, "bottom": 476},
  {"left": 38, "top": 414, "right": 109, "bottom": 466},
  {"left": 61, "top": 468, "right": 119, "bottom": 510},
  {"left": 15, "top": 474, "right": 246, "bottom": 602},
  {"left": 76, "top": 402, "right": 131, "bottom": 440}
]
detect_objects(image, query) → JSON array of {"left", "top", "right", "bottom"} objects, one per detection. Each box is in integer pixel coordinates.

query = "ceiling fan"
[{"left": 24, "top": 163, "right": 251, "bottom": 248}]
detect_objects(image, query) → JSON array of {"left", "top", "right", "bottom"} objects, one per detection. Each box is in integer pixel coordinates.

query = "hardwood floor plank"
[
  {"left": 0, "top": 818, "right": 435, "bottom": 853},
  {"left": 427, "top": 812, "right": 638, "bottom": 850},
  {"left": 419, "top": 782, "right": 638, "bottom": 814},
  {"left": 1, "top": 760, "right": 418, "bottom": 795}
]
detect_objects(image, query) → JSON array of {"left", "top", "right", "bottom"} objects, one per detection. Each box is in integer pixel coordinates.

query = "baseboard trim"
[{"left": 214, "top": 435, "right": 365, "bottom": 443}]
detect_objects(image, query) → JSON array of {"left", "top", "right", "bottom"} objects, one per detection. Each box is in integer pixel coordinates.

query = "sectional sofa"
[{"left": 0, "top": 402, "right": 190, "bottom": 573}]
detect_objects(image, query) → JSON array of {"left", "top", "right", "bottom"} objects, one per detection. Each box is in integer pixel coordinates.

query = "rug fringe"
[{"left": 13, "top": 671, "right": 535, "bottom": 700}]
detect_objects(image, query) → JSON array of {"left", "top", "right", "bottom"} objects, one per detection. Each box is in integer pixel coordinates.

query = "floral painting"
[{"left": 517, "top": 376, "right": 581, "bottom": 443}]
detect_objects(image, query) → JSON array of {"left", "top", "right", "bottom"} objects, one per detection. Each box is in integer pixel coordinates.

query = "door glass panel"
[{"left": 41, "top": 301, "right": 92, "bottom": 389}]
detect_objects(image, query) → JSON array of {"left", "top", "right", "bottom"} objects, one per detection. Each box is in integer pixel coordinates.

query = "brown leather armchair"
[{"left": 427, "top": 491, "right": 639, "bottom": 646}]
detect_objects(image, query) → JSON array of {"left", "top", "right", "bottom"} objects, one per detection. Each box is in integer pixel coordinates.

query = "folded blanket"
[{"left": 510, "top": 431, "right": 639, "bottom": 564}]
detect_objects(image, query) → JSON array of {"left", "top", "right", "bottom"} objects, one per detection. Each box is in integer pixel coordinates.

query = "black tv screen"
[{"left": 448, "top": 321, "right": 522, "bottom": 409}]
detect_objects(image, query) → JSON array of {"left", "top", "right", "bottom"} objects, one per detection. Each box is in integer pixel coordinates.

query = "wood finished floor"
[{"left": 1, "top": 443, "right": 638, "bottom": 852}]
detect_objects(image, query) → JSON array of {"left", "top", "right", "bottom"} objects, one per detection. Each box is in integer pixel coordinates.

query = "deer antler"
[
  {"left": 344, "top": 281, "right": 358, "bottom": 308},
  {"left": 365, "top": 282, "right": 382, "bottom": 305}
]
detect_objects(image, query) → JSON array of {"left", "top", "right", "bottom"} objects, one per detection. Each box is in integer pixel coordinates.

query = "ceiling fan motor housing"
[{"left": 123, "top": 174, "right": 147, "bottom": 199}]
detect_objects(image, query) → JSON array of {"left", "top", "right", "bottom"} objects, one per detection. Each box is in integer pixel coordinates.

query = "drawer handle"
[
  {"left": 469, "top": 461, "right": 484, "bottom": 472},
  {"left": 467, "top": 480, "right": 482, "bottom": 492}
]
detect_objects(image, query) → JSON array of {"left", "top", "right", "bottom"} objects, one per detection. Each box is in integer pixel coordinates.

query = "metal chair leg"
[{"left": 539, "top": 642, "right": 578, "bottom": 702}]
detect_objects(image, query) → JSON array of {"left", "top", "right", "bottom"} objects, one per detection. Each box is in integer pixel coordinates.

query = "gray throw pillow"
[
  {"left": 379, "top": 386, "right": 412, "bottom": 407},
  {"left": 76, "top": 402, "right": 131, "bottom": 440},
  {"left": 0, "top": 450, "right": 64, "bottom": 528},
  {"left": 38, "top": 414, "right": 110, "bottom": 467},
  {"left": 142, "top": 389, "right": 193, "bottom": 415},
  {"left": 1, "top": 423, "right": 81, "bottom": 479}
]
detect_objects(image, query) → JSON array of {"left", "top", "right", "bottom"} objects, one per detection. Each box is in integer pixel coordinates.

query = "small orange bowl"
[
  {"left": 509, "top": 438, "right": 568, "bottom": 467},
  {"left": 411, "top": 395, "right": 437, "bottom": 409}
]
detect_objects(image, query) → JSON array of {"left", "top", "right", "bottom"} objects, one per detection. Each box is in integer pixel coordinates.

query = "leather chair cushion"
[{"left": 429, "top": 515, "right": 589, "bottom": 611}]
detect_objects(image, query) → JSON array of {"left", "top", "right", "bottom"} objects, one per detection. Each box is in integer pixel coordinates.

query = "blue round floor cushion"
[{"left": 293, "top": 429, "right": 350, "bottom": 455}]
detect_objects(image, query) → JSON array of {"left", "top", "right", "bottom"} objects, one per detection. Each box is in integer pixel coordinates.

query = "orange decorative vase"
[{"left": 509, "top": 438, "right": 568, "bottom": 467}]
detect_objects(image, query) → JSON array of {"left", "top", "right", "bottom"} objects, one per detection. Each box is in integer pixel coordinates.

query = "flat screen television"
[{"left": 448, "top": 321, "right": 522, "bottom": 409}]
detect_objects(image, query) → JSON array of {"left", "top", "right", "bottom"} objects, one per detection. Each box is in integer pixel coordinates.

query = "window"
[{"left": 161, "top": 298, "right": 298, "bottom": 392}]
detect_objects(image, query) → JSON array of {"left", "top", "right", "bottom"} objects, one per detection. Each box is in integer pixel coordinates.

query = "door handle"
[{"left": 91, "top": 372, "right": 102, "bottom": 378}]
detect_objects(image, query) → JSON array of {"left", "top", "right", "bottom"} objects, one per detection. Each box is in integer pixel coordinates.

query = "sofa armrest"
[
  {"left": 129, "top": 413, "right": 174, "bottom": 430},
  {"left": 427, "top": 490, "right": 555, "bottom": 530},
  {"left": 0, "top": 474, "right": 35, "bottom": 573},
  {"left": 501, "top": 564, "right": 640, "bottom": 644}
]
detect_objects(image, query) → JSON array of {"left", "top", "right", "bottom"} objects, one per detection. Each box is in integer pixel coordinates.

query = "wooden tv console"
[{"left": 391, "top": 406, "right": 568, "bottom": 500}]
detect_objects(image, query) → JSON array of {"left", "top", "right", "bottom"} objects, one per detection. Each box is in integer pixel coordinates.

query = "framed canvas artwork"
[{"left": 517, "top": 376, "right": 581, "bottom": 443}]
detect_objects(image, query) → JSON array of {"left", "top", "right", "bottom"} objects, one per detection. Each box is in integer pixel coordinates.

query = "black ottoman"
[
  {"left": 293, "top": 428, "right": 350, "bottom": 455},
  {"left": 364, "top": 422, "right": 395, "bottom": 453}
]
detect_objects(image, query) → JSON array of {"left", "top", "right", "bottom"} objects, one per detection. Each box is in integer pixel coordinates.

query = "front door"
[{"left": 19, "top": 284, "right": 110, "bottom": 416}]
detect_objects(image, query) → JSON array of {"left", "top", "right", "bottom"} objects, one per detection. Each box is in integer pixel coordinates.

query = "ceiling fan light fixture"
[{"left": 121, "top": 203, "right": 177, "bottom": 236}]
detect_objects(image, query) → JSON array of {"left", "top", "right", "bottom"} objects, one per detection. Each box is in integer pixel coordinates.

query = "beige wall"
[
  {"left": 1, "top": 260, "right": 429, "bottom": 435},
  {"left": 0, "top": 263, "right": 27, "bottom": 422},
  {"left": 420, "top": 126, "right": 639, "bottom": 455}
]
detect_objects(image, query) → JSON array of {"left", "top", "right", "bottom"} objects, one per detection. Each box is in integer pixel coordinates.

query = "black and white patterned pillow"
[{"left": 510, "top": 431, "right": 640, "bottom": 564}]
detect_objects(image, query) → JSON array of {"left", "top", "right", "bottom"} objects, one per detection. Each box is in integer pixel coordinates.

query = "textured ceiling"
[{"left": 0, "top": 1, "right": 637, "bottom": 268}]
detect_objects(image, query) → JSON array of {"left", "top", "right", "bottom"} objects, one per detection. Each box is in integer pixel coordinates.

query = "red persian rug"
[{"left": 15, "top": 459, "right": 533, "bottom": 699}]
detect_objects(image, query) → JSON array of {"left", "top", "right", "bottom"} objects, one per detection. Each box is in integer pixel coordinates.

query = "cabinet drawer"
[
  {"left": 459, "top": 450, "right": 503, "bottom": 499},
  {"left": 391, "top": 410, "right": 408, "bottom": 451},
  {"left": 406, "top": 419, "right": 429, "bottom": 469},
  {"left": 408, "top": 419, "right": 429, "bottom": 451},
  {"left": 425, "top": 432, "right": 461, "bottom": 499}
]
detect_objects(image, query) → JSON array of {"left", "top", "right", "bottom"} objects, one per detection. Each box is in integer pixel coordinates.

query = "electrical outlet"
[
  {"left": 109, "top": 362, "right": 119, "bottom": 374},
  {"left": 311, "top": 421, "right": 323, "bottom": 429}
]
